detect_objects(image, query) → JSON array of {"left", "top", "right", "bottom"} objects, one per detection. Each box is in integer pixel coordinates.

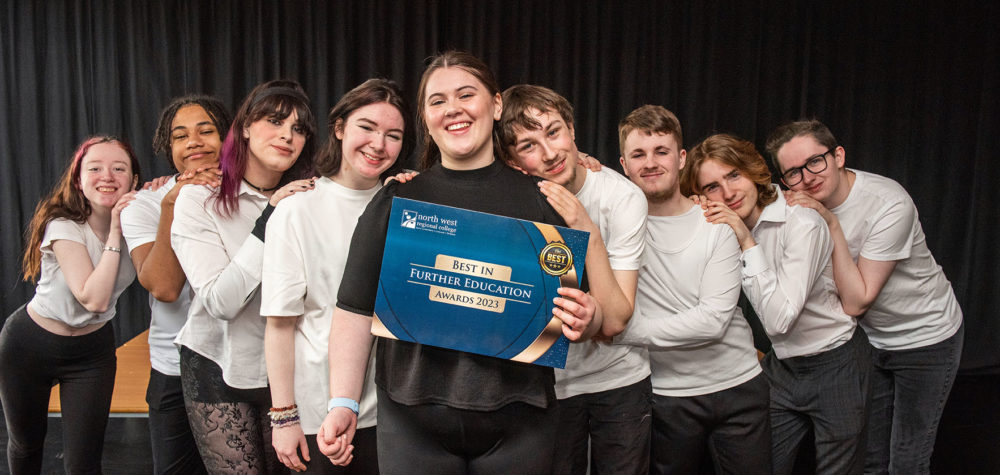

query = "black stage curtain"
[{"left": 2, "top": 1, "right": 997, "bottom": 369}]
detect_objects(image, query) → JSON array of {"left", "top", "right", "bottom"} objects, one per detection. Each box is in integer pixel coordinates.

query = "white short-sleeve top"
[
  {"left": 260, "top": 177, "right": 381, "bottom": 433},
  {"left": 28, "top": 217, "right": 135, "bottom": 327},
  {"left": 831, "top": 170, "right": 962, "bottom": 350},
  {"left": 120, "top": 176, "right": 193, "bottom": 376},
  {"left": 555, "top": 167, "right": 651, "bottom": 399}
]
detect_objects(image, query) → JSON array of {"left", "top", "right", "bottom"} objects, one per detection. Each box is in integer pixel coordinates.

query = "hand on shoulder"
[{"left": 270, "top": 177, "right": 318, "bottom": 207}]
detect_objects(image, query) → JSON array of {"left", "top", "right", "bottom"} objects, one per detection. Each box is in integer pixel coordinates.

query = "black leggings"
[
  {"left": 147, "top": 368, "right": 207, "bottom": 475},
  {"left": 302, "top": 428, "right": 379, "bottom": 474},
  {"left": 0, "top": 304, "right": 117, "bottom": 474},
  {"left": 179, "top": 346, "right": 284, "bottom": 474},
  {"left": 375, "top": 387, "right": 558, "bottom": 474}
]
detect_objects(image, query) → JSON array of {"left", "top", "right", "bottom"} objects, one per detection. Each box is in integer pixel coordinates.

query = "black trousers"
[
  {"left": 375, "top": 386, "right": 558, "bottom": 474},
  {"left": 552, "top": 377, "right": 652, "bottom": 475},
  {"left": 650, "top": 373, "right": 771, "bottom": 475},
  {"left": 0, "top": 304, "right": 117, "bottom": 475},
  {"left": 147, "top": 368, "right": 207, "bottom": 474}
]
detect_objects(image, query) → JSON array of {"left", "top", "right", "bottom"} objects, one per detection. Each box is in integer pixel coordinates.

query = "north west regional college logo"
[
  {"left": 401, "top": 210, "right": 418, "bottom": 228},
  {"left": 398, "top": 208, "right": 458, "bottom": 236}
]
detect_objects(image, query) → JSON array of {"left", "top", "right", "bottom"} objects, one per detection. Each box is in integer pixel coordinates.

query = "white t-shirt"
[
  {"left": 742, "top": 186, "right": 857, "bottom": 359},
  {"left": 28, "top": 218, "right": 135, "bottom": 327},
  {"left": 120, "top": 176, "right": 192, "bottom": 376},
  {"left": 260, "top": 177, "right": 380, "bottom": 433},
  {"left": 555, "top": 168, "right": 650, "bottom": 399},
  {"left": 830, "top": 170, "right": 962, "bottom": 350},
  {"left": 617, "top": 204, "right": 761, "bottom": 396},
  {"left": 171, "top": 183, "right": 268, "bottom": 389}
]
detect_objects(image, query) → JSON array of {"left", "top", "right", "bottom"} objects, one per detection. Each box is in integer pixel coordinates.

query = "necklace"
[{"left": 243, "top": 178, "right": 281, "bottom": 193}]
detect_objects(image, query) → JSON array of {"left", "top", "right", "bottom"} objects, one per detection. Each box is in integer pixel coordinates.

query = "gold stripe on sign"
[
  {"left": 511, "top": 315, "right": 565, "bottom": 363},
  {"left": 370, "top": 313, "right": 398, "bottom": 339},
  {"left": 509, "top": 223, "right": 580, "bottom": 363}
]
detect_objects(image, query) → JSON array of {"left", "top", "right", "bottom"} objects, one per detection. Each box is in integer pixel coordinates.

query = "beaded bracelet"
[
  {"left": 268, "top": 404, "right": 300, "bottom": 428},
  {"left": 270, "top": 414, "right": 300, "bottom": 428},
  {"left": 270, "top": 404, "right": 297, "bottom": 413}
]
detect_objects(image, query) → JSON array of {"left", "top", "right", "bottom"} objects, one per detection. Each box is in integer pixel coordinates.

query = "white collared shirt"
[
  {"left": 741, "top": 185, "right": 856, "bottom": 359},
  {"left": 120, "top": 176, "right": 192, "bottom": 376},
  {"left": 171, "top": 182, "right": 269, "bottom": 389}
]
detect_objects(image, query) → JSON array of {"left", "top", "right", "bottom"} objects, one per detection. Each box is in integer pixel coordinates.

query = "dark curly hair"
[{"left": 151, "top": 95, "right": 232, "bottom": 170}]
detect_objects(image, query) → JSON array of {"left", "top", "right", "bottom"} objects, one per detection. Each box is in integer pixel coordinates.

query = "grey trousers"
[{"left": 762, "top": 328, "right": 873, "bottom": 475}]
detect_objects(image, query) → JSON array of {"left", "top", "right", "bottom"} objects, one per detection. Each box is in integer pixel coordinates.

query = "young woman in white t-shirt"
[
  {"left": 0, "top": 136, "right": 140, "bottom": 473},
  {"left": 170, "top": 80, "right": 318, "bottom": 473},
  {"left": 262, "top": 78, "right": 412, "bottom": 474},
  {"left": 120, "top": 95, "right": 232, "bottom": 475}
]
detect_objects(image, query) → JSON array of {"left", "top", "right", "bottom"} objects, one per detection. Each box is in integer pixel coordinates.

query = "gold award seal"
[{"left": 539, "top": 242, "right": 574, "bottom": 277}]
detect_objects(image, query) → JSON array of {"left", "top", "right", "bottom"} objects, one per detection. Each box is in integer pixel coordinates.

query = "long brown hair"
[
  {"left": 315, "top": 78, "right": 413, "bottom": 180},
  {"left": 415, "top": 51, "right": 503, "bottom": 170},
  {"left": 22, "top": 136, "right": 141, "bottom": 282}
]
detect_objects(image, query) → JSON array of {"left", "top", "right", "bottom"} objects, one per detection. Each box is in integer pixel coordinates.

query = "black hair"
[{"left": 152, "top": 95, "right": 232, "bottom": 170}]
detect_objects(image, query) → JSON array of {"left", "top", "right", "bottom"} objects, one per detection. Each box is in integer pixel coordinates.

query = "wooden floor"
[{"left": 48, "top": 330, "right": 151, "bottom": 413}]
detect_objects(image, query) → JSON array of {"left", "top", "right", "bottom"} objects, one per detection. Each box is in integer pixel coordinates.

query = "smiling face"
[
  {"left": 335, "top": 101, "right": 405, "bottom": 187},
  {"left": 620, "top": 130, "right": 686, "bottom": 201},
  {"left": 78, "top": 142, "right": 136, "bottom": 209},
  {"left": 422, "top": 67, "right": 502, "bottom": 169},
  {"left": 696, "top": 158, "right": 761, "bottom": 225},
  {"left": 505, "top": 108, "right": 583, "bottom": 190},
  {"left": 244, "top": 110, "right": 307, "bottom": 174},
  {"left": 170, "top": 104, "right": 222, "bottom": 173},
  {"left": 775, "top": 134, "right": 845, "bottom": 206}
]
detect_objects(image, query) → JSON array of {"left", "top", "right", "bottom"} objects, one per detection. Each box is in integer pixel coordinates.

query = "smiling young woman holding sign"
[{"left": 316, "top": 51, "right": 600, "bottom": 474}]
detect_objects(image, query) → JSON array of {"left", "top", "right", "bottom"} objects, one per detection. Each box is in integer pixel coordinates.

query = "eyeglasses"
[{"left": 780, "top": 148, "right": 833, "bottom": 186}]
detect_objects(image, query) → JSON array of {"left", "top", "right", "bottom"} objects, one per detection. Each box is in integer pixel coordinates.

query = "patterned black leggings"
[{"left": 179, "top": 346, "right": 286, "bottom": 474}]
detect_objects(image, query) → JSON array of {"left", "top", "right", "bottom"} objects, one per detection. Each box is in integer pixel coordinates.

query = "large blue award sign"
[{"left": 372, "top": 198, "right": 589, "bottom": 368}]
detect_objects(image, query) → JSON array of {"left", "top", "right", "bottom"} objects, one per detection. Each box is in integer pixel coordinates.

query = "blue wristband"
[{"left": 327, "top": 397, "right": 360, "bottom": 415}]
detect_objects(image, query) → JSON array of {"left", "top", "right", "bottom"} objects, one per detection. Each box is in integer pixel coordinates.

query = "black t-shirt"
[{"left": 337, "top": 160, "right": 566, "bottom": 410}]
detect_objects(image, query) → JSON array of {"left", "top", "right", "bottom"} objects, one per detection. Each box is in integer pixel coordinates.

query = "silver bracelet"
[{"left": 103, "top": 245, "right": 121, "bottom": 253}]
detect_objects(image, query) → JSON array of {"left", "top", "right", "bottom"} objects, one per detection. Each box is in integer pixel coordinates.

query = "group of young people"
[{"left": 0, "top": 50, "right": 962, "bottom": 475}]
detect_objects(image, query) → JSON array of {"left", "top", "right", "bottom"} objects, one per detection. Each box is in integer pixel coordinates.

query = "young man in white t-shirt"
[
  {"left": 768, "top": 120, "right": 963, "bottom": 475},
  {"left": 498, "top": 84, "right": 650, "bottom": 474},
  {"left": 615, "top": 105, "right": 770, "bottom": 474}
]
